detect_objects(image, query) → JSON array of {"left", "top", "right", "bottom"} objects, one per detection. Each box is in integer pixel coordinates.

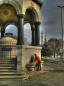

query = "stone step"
[
  {"left": 0, "top": 59, "right": 28, "bottom": 80},
  {"left": 0, "top": 59, "right": 15, "bottom": 61},
  {"left": 0, "top": 60, "right": 16, "bottom": 64},
  {"left": 0, "top": 69, "right": 16, "bottom": 72},
  {"left": 0, "top": 72, "right": 28, "bottom": 80},
  {"left": 0, "top": 64, "right": 16, "bottom": 67},
  {"left": 0, "top": 66, "right": 13, "bottom": 68},
  {"left": 0, "top": 75, "right": 23, "bottom": 79},
  {"left": 0, "top": 72, "right": 24, "bottom": 76},
  {"left": 0, "top": 73, "right": 21, "bottom": 76},
  {"left": 0, "top": 59, "right": 17, "bottom": 70},
  {"left": 0, "top": 64, "right": 16, "bottom": 68},
  {"left": 0, "top": 66, "right": 16, "bottom": 70},
  {"left": 0, "top": 72, "right": 23, "bottom": 75},
  {"left": 0, "top": 61, "right": 15, "bottom": 63}
]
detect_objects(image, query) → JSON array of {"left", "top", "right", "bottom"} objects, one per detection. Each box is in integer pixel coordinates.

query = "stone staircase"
[{"left": 0, "top": 59, "right": 28, "bottom": 80}]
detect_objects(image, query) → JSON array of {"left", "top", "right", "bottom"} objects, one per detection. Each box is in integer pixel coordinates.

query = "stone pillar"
[
  {"left": 0, "top": 22, "right": 4, "bottom": 37},
  {"left": 34, "top": 22, "right": 40, "bottom": 45},
  {"left": 17, "top": 14, "right": 24, "bottom": 45},
  {"left": 31, "top": 23, "right": 35, "bottom": 45},
  {"left": 1, "top": 28, "right": 4, "bottom": 37}
]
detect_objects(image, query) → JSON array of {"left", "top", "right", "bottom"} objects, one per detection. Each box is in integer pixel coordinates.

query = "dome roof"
[{"left": 0, "top": 36, "right": 17, "bottom": 45}]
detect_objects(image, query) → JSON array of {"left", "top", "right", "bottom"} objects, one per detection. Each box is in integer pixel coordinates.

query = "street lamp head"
[
  {"left": 57, "top": 6, "right": 64, "bottom": 8},
  {"left": 57, "top": 6, "right": 61, "bottom": 7}
]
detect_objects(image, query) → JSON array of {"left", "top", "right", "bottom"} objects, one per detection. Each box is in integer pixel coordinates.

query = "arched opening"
[
  {"left": 25, "top": 8, "right": 36, "bottom": 23},
  {"left": 25, "top": 8, "right": 37, "bottom": 45},
  {"left": 0, "top": 4, "right": 18, "bottom": 38},
  {"left": 24, "top": 23, "right": 32, "bottom": 45},
  {"left": 5, "top": 24, "right": 18, "bottom": 39}
]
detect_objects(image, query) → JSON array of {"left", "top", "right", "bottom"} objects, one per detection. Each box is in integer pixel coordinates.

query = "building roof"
[{"left": 0, "top": 36, "right": 17, "bottom": 45}]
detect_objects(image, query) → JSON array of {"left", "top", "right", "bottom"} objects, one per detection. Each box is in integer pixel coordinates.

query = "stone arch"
[
  {"left": 0, "top": 3, "right": 19, "bottom": 40},
  {"left": 0, "top": 2, "right": 23, "bottom": 45},
  {"left": 23, "top": 1, "right": 41, "bottom": 45},
  {"left": 0, "top": 0, "right": 22, "bottom": 14},
  {"left": 22, "top": 0, "right": 41, "bottom": 21},
  {"left": 8, "top": 0, "right": 22, "bottom": 14},
  {"left": 25, "top": 7, "right": 38, "bottom": 22},
  {"left": 0, "top": 4, "right": 18, "bottom": 23}
]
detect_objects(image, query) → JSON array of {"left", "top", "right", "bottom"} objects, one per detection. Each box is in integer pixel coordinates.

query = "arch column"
[
  {"left": 34, "top": 22, "right": 40, "bottom": 45},
  {"left": 0, "top": 22, "right": 5, "bottom": 38},
  {"left": 17, "top": 14, "right": 24, "bottom": 45},
  {"left": 1, "top": 25, "right": 4, "bottom": 37},
  {"left": 31, "top": 23, "right": 35, "bottom": 45}
]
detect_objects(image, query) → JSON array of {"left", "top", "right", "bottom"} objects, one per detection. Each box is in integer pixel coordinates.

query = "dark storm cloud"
[{"left": 41, "top": 0, "right": 64, "bottom": 39}]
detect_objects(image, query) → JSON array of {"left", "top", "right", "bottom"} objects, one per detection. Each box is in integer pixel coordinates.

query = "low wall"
[{"left": 17, "top": 45, "right": 42, "bottom": 71}]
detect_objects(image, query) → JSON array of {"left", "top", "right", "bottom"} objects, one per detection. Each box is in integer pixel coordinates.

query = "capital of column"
[
  {"left": 34, "top": 21, "right": 41, "bottom": 26},
  {"left": 31, "top": 25, "right": 35, "bottom": 31},
  {"left": 17, "top": 14, "right": 25, "bottom": 19}
]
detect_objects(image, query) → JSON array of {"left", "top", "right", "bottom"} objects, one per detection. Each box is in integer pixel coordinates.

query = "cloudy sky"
[{"left": 41, "top": 0, "right": 64, "bottom": 40}]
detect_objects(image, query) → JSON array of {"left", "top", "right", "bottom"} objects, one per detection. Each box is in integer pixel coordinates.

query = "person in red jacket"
[{"left": 35, "top": 54, "right": 41, "bottom": 71}]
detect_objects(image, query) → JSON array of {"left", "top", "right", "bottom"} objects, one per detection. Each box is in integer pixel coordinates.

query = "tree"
[
  {"left": 48, "top": 38, "right": 62, "bottom": 58},
  {"left": 41, "top": 44, "right": 53, "bottom": 57}
]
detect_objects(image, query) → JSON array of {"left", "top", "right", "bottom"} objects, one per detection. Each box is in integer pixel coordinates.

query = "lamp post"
[{"left": 57, "top": 6, "right": 64, "bottom": 59}]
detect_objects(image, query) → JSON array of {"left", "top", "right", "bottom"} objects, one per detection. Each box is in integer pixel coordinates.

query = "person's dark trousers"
[{"left": 37, "top": 61, "right": 41, "bottom": 71}]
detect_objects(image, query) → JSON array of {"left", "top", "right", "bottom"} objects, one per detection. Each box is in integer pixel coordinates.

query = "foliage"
[
  {"left": 41, "top": 44, "right": 53, "bottom": 57},
  {"left": 42, "top": 57, "right": 59, "bottom": 64}
]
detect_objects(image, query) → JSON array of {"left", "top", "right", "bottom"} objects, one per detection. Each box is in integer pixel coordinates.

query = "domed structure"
[
  {"left": 0, "top": 36, "right": 17, "bottom": 59},
  {"left": 0, "top": 36, "right": 17, "bottom": 45}
]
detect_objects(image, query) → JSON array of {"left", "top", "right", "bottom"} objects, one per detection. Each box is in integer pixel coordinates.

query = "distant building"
[{"left": 41, "top": 32, "right": 46, "bottom": 45}]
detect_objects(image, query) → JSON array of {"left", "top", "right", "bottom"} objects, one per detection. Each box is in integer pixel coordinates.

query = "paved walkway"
[
  {"left": 22, "top": 71, "right": 64, "bottom": 86},
  {"left": 22, "top": 61, "right": 64, "bottom": 86}
]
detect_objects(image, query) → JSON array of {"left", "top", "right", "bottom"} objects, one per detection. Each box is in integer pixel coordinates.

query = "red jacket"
[{"left": 35, "top": 55, "right": 41, "bottom": 61}]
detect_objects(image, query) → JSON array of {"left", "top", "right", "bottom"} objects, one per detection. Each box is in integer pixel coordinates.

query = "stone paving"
[
  {"left": 22, "top": 71, "right": 64, "bottom": 86},
  {"left": 0, "top": 79, "right": 21, "bottom": 86},
  {"left": 0, "top": 61, "right": 64, "bottom": 86},
  {"left": 22, "top": 61, "right": 64, "bottom": 86}
]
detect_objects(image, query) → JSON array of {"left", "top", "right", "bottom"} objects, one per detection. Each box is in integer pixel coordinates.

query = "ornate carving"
[{"left": 0, "top": 4, "right": 18, "bottom": 23}]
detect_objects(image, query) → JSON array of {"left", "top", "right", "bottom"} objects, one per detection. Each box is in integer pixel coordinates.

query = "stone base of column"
[{"left": 17, "top": 45, "right": 42, "bottom": 71}]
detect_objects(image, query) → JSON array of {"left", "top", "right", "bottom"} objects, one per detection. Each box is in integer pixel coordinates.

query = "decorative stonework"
[
  {"left": 22, "top": 0, "right": 41, "bottom": 21},
  {"left": 0, "top": 4, "right": 18, "bottom": 23}
]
